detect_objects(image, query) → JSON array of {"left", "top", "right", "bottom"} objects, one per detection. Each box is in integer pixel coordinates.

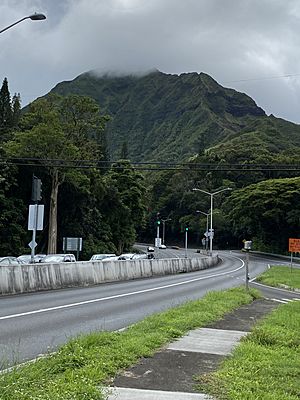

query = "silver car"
[
  {"left": 40, "top": 254, "right": 76, "bottom": 263},
  {"left": 90, "top": 254, "right": 116, "bottom": 261},
  {"left": 0, "top": 256, "right": 23, "bottom": 266}
]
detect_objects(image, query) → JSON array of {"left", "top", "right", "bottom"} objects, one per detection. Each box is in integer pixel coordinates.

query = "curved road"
[{"left": 0, "top": 250, "right": 298, "bottom": 368}]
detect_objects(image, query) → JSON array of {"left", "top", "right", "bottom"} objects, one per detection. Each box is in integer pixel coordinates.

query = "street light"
[
  {"left": 161, "top": 218, "right": 171, "bottom": 245},
  {"left": 196, "top": 210, "right": 209, "bottom": 250},
  {"left": 0, "top": 13, "right": 46, "bottom": 34},
  {"left": 193, "top": 187, "right": 232, "bottom": 256}
]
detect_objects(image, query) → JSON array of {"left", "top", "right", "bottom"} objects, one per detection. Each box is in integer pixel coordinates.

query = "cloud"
[{"left": 1, "top": 0, "right": 300, "bottom": 123}]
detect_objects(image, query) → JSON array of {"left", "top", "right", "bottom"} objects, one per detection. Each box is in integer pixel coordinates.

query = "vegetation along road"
[{"left": 1, "top": 250, "right": 297, "bottom": 370}]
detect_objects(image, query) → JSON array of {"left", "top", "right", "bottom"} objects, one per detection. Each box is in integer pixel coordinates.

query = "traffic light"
[
  {"left": 156, "top": 212, "right": 161, "bottom": 225},
  {"left": 32, "top": 175, "right": 42, "bottom": 202},
  {"left": 185, "top": 227, "right": 189, "bottom": 231}
]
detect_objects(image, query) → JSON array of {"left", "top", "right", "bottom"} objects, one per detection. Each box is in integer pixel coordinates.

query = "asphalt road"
[{"left": 0, "top": 250, "right": 298, "bottom": 369}]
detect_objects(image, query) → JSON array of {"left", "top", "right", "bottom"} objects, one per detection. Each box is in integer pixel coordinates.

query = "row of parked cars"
[
  {"left": 90, "top": 252, "right": 155, "bottom": 261},
  {"left": 0, "top": 250, "right": 158, "bottom": 266},
  {"left": 0, "top": 254, "right": 76, "bottom": 266}
]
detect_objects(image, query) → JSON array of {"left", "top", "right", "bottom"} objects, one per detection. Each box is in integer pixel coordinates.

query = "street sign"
[
  {"left": 204, "top": 230, "right": 214, "bottom": 238},
  {"left": 155, "top": 238, "right": 162, "bottom": 247},
  {"left": 28, "top": 240, "right": 37, "bottom": 249},
  {"left": 28, "top": 205, "right": 44, "bottom": 231},
  {"left": 63, "top": 237, "right": 82, "bottom": 252},
  {"left": 289, "top": 238, "right": 300, "bottom": 253}
]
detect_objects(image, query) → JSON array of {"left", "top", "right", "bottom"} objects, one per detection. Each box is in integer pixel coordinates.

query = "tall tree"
[
  {"left": 104, "top": 161, "right": 147, "bottom": 254},
  {"left": 0, "top": 77, "right": 13, "bottom": 141},
  {"left": 119, "top": 141, "right": 129, "bottom": 159},
  {"left": 11, "top": 93, "right": 21, "bottom": 128},
  {"left": 5, "top": 94, "right": 109, "bottom": 254}
]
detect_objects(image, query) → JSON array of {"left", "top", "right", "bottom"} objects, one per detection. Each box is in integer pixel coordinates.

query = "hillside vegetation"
[{"left": 50, "top": 70, "right": 300, "bottom": 163}]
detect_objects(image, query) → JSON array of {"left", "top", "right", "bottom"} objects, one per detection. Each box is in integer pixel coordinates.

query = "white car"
[
  {"left": 147, "top": 246, "right": 155, "bottom": 252},
  {"left": 117, "top": 253, "right": 136, "bottom": 260},
  {"left": 159, "top": 244, "right": 167, "bottom": 249},
  {"left": 41, "top": 254, "right": 76, "bottom": 263},
  {"left": 90, "top": 254, "right": 116, "bottom": 261}
]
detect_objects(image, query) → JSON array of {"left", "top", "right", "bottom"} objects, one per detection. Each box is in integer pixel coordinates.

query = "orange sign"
[{"left": 289, "top": 238, "right": 300, "bottom": 253}]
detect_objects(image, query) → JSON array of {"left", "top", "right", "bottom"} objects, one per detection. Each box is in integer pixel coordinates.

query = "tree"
[
  {"left": 5, "top": 94, "right": 109, "bottom": 254},
  {"left": 119, "top": 141, "right": 129, "bottom": 159},
  {"left": 223, "top": 177, "right": 300, "bottom": 252},
  {"left": 11, "top": 93, "right": 21, "bottom": 128},
  {"left": 0, "top": 77, "right": 13, "bottom": 141},
  {"left": 104, "top": 161, "right": 147, "bottom": 254}
]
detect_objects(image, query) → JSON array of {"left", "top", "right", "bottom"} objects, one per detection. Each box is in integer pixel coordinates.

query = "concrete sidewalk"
[{"left": 107, "top": 299, "right": 278, "bottom": 400}]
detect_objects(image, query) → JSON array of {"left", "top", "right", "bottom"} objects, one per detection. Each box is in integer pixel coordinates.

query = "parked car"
[
  {"left": 131, "top": 253, "right": 148, "bottom": 260},
  {"left": 159, "top": 244, "right": 167, "bottom": 249},
  {"left": 0, "top": 256, "right": 24, "bottom": 266},
  {"left": 40, "top": 254, "right": 76, "bottom": 263},
  {"left": 89, "top": 254, "right": 116, "bottom": 261},
  {"left": 117, "top": 253, "right": 136, "bottom": 260},
  {"left": 17, "top": 254, "right": 46, "bottom": 264},
  {"left": 147, "top": 246, "right": 155, "bottom": 252}
]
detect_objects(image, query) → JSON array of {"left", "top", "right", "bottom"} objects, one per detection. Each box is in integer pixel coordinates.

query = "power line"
[
  {"left": 223, "top": 73, "right": 300, "bottom": 85},
  {"left": 1, "top": 157, "right": 300, "bottom": 172}
]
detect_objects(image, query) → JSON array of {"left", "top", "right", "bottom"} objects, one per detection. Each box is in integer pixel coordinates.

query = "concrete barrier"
[{"left": 0, "top": 256, "right": 220, "bottom": 296}]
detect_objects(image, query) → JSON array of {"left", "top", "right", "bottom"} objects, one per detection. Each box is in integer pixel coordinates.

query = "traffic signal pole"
[
  {"left": 30, "top": 175, "right": 42, "bottom": 263},
  {"left": 185, "top": 228, "right": 188, "bottom": 258}
]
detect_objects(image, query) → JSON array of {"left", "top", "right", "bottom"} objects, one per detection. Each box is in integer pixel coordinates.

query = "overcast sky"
[{"left": 1, "top": 0, "right": 300, "bottom": 123}]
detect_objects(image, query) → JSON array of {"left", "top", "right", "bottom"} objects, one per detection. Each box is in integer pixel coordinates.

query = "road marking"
[
  {"left": 0, "top": 259, "right": 245, "bottom": 321},
  {"left": 271, "top": 299, "right": 288, "bottom": 304},
  {"left": 293, "top": 298, "right": 300, "bottom": 301},
  {"left": 251, "top": 280, "right": 300, "bottom": 296}
]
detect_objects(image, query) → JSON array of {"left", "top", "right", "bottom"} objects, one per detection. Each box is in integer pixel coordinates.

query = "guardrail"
[{"left": 0, "top": 256, "right": 220, "bottom": 296}]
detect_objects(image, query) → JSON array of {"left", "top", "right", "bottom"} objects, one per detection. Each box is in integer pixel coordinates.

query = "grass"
[
  {"left": 256, "top": 265, "right": 300, "bottom": 290},
  {"left": 195, "top": 266, "right": 300, "bottom": 399},
  {"left": 0, "top": 287, "right": 258, "bottom": 400}
]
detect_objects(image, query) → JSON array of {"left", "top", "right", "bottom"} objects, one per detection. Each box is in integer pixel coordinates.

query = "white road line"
[
  {"left": 0, "top": 260, "right": 245, "bottom": 321},
  {"left": 251, "top": 280, "right": 300, "bottom": 295},
  {"left": 293, "top": 298, "right": 300, "bottom": 301},
  {"left": 282, "top": 298, "right": 293, "bottom": 302},
  {"left": 271, "top": 299, "right": 288, "bottom": 304}
]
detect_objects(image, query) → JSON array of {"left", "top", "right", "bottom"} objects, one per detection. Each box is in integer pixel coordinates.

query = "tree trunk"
[{"left": 47, "top": 169, "right": 59, "bottom": 254}]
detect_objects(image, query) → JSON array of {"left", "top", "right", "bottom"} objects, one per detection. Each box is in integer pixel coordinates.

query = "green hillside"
[{"left": 48, "top": 69, "right": 300, "bottom": 163}]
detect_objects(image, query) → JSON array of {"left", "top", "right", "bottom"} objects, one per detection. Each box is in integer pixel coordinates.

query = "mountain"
[{"left": 49, "top": 70, "right": 300, "bottom": 163}]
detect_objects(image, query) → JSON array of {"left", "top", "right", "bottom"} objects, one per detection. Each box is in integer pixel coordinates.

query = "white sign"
[
  {"left": 28, "top": 205, "right": 44, "bottom": 231},
  {"left": 155, "top": 237, "right": 162, "bottom": 247},
  {"left": 28, "top": 240, "right": 37, "bottom": 249},
  {"left": 204, "top": 230, "right": 214, "bottom": 238}
]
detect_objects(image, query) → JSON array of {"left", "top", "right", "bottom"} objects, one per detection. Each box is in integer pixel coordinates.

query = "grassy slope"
[
  {"left": 196, "top": 267, "right": 300, "bottom": 399},
  {"left": 0, "top": 288, "right": 258, "bottom": 400},
  {"left": 256, "top": 265, "right": 300, "bottom": 290}
]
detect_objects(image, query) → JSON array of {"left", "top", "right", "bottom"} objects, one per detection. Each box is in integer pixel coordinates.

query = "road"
[{"left": 0, "top": 250, "right": 299, "bottom": 369}]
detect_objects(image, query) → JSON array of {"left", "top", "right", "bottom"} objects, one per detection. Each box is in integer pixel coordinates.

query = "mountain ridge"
[{"left": 49, "top": 69, "right": 300, "bottom": 163}]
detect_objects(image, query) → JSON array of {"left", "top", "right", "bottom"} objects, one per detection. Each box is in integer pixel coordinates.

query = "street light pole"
[
  {"left": 193, "top": 187, "right": 232, "bottom": 256},
  {"left": 161, "top": 218, "right": 171, "bottom": 245},
  {"left": 196, "top": 210, "right": 209, "bottom": 250},
  {"left": 0, "top": 13, "right": 46, "bottom": 34}
]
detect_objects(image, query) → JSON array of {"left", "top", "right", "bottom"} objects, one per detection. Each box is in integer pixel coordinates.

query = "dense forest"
[
  {"left": 1, "top": 70, "right": 300, "bottom": 257},
  {"left": 0, "top": 78, "right": 147, "bottom": 258}
]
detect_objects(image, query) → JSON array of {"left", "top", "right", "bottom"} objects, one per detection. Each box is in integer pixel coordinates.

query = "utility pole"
[
  {"left": 30, "top": 175, "right": 42, "bottom": 263},
  {"left": 161, "top": 218, "right": 171, "bottom": 245},
  {"left": 243, "top": 240, "right": 252, "bottom": 290},
  {"left": 185, "top": 227, "right": 188, "bottom": 258}
]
